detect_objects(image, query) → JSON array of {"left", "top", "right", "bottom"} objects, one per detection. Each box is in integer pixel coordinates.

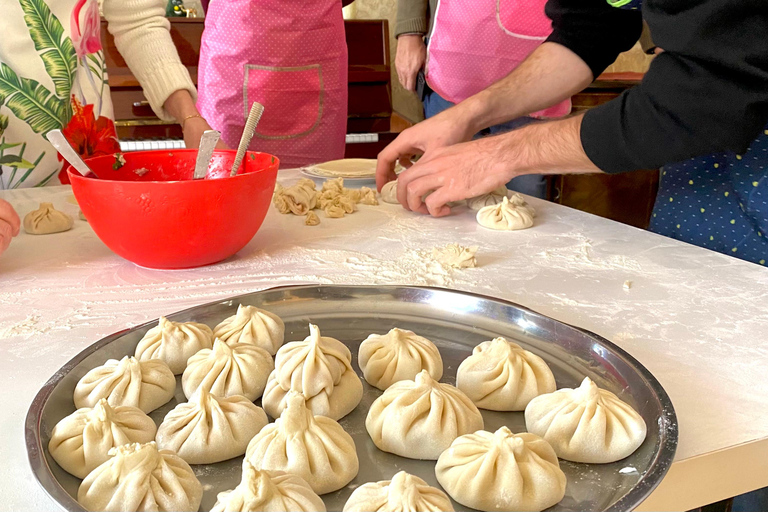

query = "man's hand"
[
  {"left": 0, "top": 199, "right": 20, "bottom": 255},
  {"left": 183, "top": 116, "right": 229, "bottom": 150},
  {"left": 395, "top": 34, "right": 426, "bottom": 92}
]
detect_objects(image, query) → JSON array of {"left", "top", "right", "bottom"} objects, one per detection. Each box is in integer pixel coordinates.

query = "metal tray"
[{"left": 26, "top": 285, "right": 677, "bottom": 512}]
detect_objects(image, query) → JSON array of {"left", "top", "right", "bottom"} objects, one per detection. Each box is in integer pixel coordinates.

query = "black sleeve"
[
  {"left": 581, "top": 2, "right": 768, "bottom": 173},
  {"left": 545, "top": 0, "right": 643, "bottom": 79}
]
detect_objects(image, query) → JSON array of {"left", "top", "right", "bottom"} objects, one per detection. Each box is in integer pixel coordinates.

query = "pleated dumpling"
[
  {"left": 212, "top": 462, "right": 326, "bottom": 512},
  {"left": 182, "top": 338, "right": 274, "bottom": 401},
  {"left": 366, "top": 370, "right": 484, "bottom": 460},
  {"left": 476, "top": 194, "right": 536, "bottom": 231},
  {"left": 466, "top": 185, "right": 508, "bottom": 211},
  {"left": 48, "top": 398, "right": 156, "bottom": 479},
  {"left": 73, "top": 356, "right": 175, "bottom": 413},
  {"left": 214, "top": 304, "right": 285, "bottom": 355},
  {"left": 435, "top": 427, "right": 566, "bottom": 512},
  {"left": 380, "top": 180, "right": 399, "bottom": 204},
  {"left": 245, "top": 392, "right": 359, "bottom": 495},
  {"left": 456, "top": 337, "right": 556, "bottom": 411},
  {"left": 23, "top": 202, "right": 74, "bottom": 234},
  {"left": 343, "top": 471, "right": 454, "bottom": 512},
  {"left": 262, "top": 323, "right": 363, "bottom": 420},
  {"left": 525, "top": 377, "right": 647, "bottom": 463},
  {"left": 155, "top": 388, "right": 268, "bottom": 464},
  {"left": 77, "top": 441, "right": 202, "bottom": 512},
  {"left": 358, "top": 328, "right": 443, "bottom": 390},
  {"left": 135, "top": 316, "right": 214, "bottom": 374}
]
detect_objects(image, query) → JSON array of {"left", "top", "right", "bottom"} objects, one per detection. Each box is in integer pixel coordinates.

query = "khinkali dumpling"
[
  {"left": 78, "top": 442, "right": 202, "bottom": 512},
  {"left": 456, "top": 337, "right": 556, "bottom": 411},
  {"left": 245, "top": 392, "right": 359, "bottom": 495},
  {"left": 48, "top": 398, "right": 156, "bottom": 479},
  {"left": 358, "top": 328, "right": 443, "bottom": 391},
  {"left": 135, "top": 316, "right": 214, "bottom": 374},
  {"left": 182, "top": 338, "right": 273, "bottom": 401},
  {"left": 466, "top": 185, "right": 508, "bottom": 211},
  {"left": 476, "top": 194, "right": 535, "bottom": 230},
  {"left": 525, "top": 376, "right": 647, "bottom": 463},
  {"left": 214, "top": 304, "right": 285, "bottom": 355},
  {"left": 343, "top": 471, "right": 454, "bottom": 512},
  {"left": 212, "top": 462, "right": 326, "bottom": 512},
  {"left": 262, "top": 323, "right": 363, "bottom": 420},
  {"left": 431, "top": 243, "right": 477, "bottom": 269},
  {"left": 366, "top": 370, "right": 484, "bottom": 460},
  {"left": 435, "top": 427, "right": 566, "bottom": 512},
  {"left": 381, "top": 180, "right": 399, "bottom": 204},
  {"left": 156, "top": 388, "right": 268, "bottom": 464},
  {"left": 74, "top": 356, "right": 175, "bottom": 414},
  {"left": 23, "top": 202, "right": 73, "bottom": 234}
]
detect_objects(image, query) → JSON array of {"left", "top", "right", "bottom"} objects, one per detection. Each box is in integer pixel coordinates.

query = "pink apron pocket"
[
  {"left": 244, "top": 64, "right": 324, "bottom": 139},
  {"left": 496, "top": 0, "right": 552, "bottom": 39}
]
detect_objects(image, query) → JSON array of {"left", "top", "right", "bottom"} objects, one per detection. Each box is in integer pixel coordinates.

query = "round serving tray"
[{"left": 26, "top": 285, "right": 677, "bottom": 512}]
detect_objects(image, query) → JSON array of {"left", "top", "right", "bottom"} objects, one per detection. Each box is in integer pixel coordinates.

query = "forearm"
[{"left": 163, "top": 90, "right": 200, "bottom": 125}]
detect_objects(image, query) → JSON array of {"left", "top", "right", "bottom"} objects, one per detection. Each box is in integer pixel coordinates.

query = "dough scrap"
[
  {"left": 357, "top": 186, "right": 379, "bottom": 205},
  {"left": 476, "top": 194, "right": 536, "bottom": 230},
  {"left": 273, "top": 179, "right": 318, "bottom": 215},
  {"left": 431, "top": 243, "right": 478, "bottom": 269},
  {"left": 23, "top": 202, "right": 73, "bottom": 234},
  {"left": 213, "top": 304, "right": 285, "bottom": 355},
  {"left": 324, "top": 204, "right": 345, "bottom": 218},
  {"left": 134, "top": 316, "right": 214, "bottom": 375},
  {"left": 305, "top": 211, "right": 320, "bottom": 226},
  {"left": 358, "top": 327, "right": 443, "bottom": 390},
  {"left": 343, "top": 471, "right": 454, "bottom": 512}
]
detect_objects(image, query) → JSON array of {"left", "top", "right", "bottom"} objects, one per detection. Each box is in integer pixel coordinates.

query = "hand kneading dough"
[
  {"left": 48, "top": 398, "right": 156, "bottom": 479},
  {"left": 343, "top": 471, "right": 454, "bottom": 512},
  {"left": 74, "top": 356, "right": 175, "bottom": 413},
  {"left": 23, "top": 202, "right": 74, "bottom": 234},
  {"left": 212, "top": 462, "right": 326, "bottom": 512},
  {"left": 476, "top": 194, "right": 535, "bottom": 231},
  {"left": 135, "top": 316, "right": 214, "bottom": 374},
  {"left": 466, "top": 186, "right": 508, "bottom": 211},
  {"left": 77, "top": 441, "right": 202, "bottom": 512},
  {"left": 358, "top": 328, "right": 443, "bottom": 390},
  {"left": 214, "top": 304, "right": 285, "bottom": 355},
  {"left": 380, "top": 180, "right": 399, "bottom": 204},
  {"left": 457, "top": 337, "right": 556, "bottom": 411},
  {"left": 155, "top": 388, "right": 268, "bottom": 464},
  {"left": 245, "top": 393, "right": 359, "bottom": 495},
  {"left": 262, "top": 323, "right": 363, "bottom": 420},
  {"left": 435, "top": 427, "right": 566, "bottom": 512},
  {"left": 182, "top": 338, "right": 273, "bottom": 401},
  {"left": 525, "top": 377, "right": 647, "bottom": 463},
  {"left": 366, "top": 370, "right": 483, "bottom": 460}
]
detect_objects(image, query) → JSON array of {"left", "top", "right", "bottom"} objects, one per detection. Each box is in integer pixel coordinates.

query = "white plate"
[{"left": 301, "top": 158, "right": 404, "bottom": 183}]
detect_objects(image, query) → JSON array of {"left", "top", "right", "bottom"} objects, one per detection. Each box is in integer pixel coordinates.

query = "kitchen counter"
[{"left": 2, "top": 171, "right": 768, "bottom": 511}]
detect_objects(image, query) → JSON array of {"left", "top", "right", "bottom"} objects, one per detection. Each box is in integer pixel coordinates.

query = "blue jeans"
[{"left": 422, "top": 89, "right": 548, "bottom": 199}]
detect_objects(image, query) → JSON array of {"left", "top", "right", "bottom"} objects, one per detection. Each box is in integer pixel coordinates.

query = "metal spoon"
[
  {"left": 45, "top": 130, "right": 89, "bottom": 176},
  {"left": 230, "top": 102, "right": 265, "bottom": 177},
  {"left": 193, "top": 130, "right": 221, "bottom": 179}
]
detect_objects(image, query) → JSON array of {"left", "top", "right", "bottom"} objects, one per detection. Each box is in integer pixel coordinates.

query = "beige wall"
[{"left": 345, "top": 1, "right": 653, "bottom": 123}]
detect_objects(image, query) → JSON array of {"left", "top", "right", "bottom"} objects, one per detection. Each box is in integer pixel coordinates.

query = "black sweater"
[{"left": 545, "top": 0, "right": 768, "bottom": 173}]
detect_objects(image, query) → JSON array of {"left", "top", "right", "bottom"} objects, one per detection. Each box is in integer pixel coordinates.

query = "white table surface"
[{"left": 2, "top": 171, "right": 768, "bottom": 511}]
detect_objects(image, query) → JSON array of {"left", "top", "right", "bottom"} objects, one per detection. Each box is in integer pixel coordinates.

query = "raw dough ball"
[
  {"left": 525, "top": 376, "right": 647, "bottom": 463},
  {"left": 182, "top": 338, "right": 274, "bottom": 401},
  {"left": 74, "top": 356, "right": 175, "bottom": 414},
  {"left": 135, "top": 316, "right": 214, "bottom": 375},
  {"left": 245, "top": 392, "right": 359, "bottom": 495},
  {"left": 262, "top": 323, "right": 363, "bottom": 420},
  {"left": 476, "top": 194, "right": 536, "bottom": 231},
  {"left": 343, "top": 471, "right": 454, "bottom": 512},
  {"left": 366, "top": 370, "right": 484, "bottom": 460},
  {"left": 457, "top": 337, "right": 556, "bottom": 411},
  {"left": 78, "top": 441, "right": 202, "bottom": 512},
  {"left": 380, "top": 180, "right": 399, "bottom": 204},
  {"left": 214, "top": 304, "right": 285, "bottom": 355},
  {"left": 23, "top": 202, "right": 73, "bottom": 234},
  {"left": 435, "top": 427, "right": 566, "bottom": 512},
  {"left": 155, "top": 388, "right": 268, "bottom": 464},
  {"left": 212, "top": 462, "right": 326, "bottom": 512},
  {"left": 358, "top": 327, "right": 443, "bottom": 390},
  {"left": 48, "top": 398, "right": 156, "bottom": 479},
  {"left": 305, "top": 211, "right": 320, "bottom": 226},
  {"left": 466, "top": 186, "right": 508, "bottom": 211},
  {"left": 431, "top": 243, "right": 478, "bottom": 269}
]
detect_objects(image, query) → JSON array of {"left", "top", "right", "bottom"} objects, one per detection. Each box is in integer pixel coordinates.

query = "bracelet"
[{"left": 181, "top": 113, "right": 203, "bottom": 130}]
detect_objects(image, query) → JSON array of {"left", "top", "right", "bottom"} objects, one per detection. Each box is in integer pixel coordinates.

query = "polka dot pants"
[{"left": 650, "top": 125, "right": 768, "bottom": 266}]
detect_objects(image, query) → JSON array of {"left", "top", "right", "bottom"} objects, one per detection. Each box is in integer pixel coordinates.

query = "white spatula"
[{"left": 46, "top": 130, "right": 89, "bottom": 176}]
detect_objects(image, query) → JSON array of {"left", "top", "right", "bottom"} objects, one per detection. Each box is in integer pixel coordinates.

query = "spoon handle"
[
  {"left": 230, "top": 102, "right": 264, "bottom": 177},
  {"left": 45, "top": 130, "right": 89, "bottom": 176},
  {"left": 194, "top": 130, "right": 221, "bottom": 179}
]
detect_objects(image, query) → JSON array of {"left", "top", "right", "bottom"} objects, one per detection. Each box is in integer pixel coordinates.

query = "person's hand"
[
  {"left": 376, "top": 107, "right": 478, "bottom": 190},
  {"left": 0, "top": 199, "right": 20, "bottom": 255},
  {"left": 395, "top": 34, "right": 426, "bottom": 92},
  {"left": 183, "top": 116, "right": 229, "bottom": 150}
]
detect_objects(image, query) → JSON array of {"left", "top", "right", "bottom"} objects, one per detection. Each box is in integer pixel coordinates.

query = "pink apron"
[
  {"left": 425, "top": 0, "right": 570, "bottom": 118},
  {"left": 197, "top": 0, "right": 348, "bottom": 169}
]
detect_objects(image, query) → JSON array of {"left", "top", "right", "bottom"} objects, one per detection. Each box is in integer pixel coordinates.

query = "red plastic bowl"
[{"left": 68, "top": 149, "right": 279, "bottom": 269}]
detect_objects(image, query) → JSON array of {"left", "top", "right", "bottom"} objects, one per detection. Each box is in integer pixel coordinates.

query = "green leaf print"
[
  {"left": 18, "top": 0, "right": 77, "bottom": 102},
  {"left": 0, "top": 63, "right": 64, "bottom": 134},
  {"left": 0, "top": 155, "right": 35, "bottom": 168}
]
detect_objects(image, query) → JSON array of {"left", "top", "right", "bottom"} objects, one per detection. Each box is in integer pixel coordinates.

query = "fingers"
[
  {"left": 423, "top": 187, "right": 456, "bottom": 217},
  {"left": 0, "top": 200, "right": 20, "bottom": 236},
  {"left": 0, "top": 219, "right": 13, "bottom": 253},
  {"left": 402, "top": 69, "right": 417, "bottom": 92},
  {"left": 376, "top": 133, "right": 422, "bottom": 190},
  {"left": 403, "top": 173, "right": 445, "bottom": 212}
]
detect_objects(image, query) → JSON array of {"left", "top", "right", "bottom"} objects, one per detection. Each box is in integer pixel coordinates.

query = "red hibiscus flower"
[
  {"left": 57, "top": 96, "right": 120, "bottom": 184},
  {"left": 71, "top": 0, "right": 102, "bottom": 58}
]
